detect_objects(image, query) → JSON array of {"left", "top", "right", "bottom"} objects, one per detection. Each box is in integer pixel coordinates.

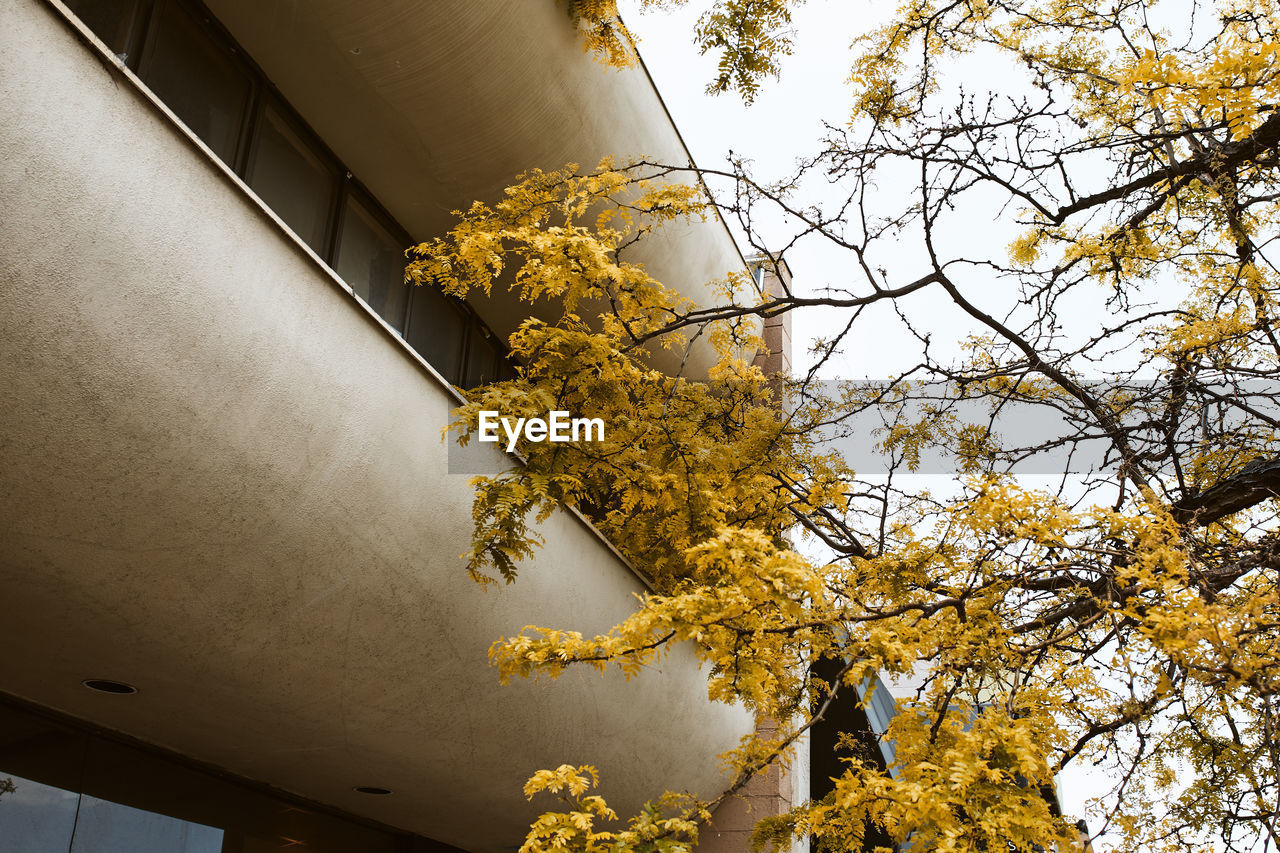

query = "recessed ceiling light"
[
  {"left": 353, "top": 786, "right": 392, "bottom": 795},
  {"left": 82, "top": 679, "right": 137, "bottom": 695}
]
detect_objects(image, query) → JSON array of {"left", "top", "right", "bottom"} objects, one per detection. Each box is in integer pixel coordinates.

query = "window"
[
  {"left": 335, "top": 192, "right": 410, "bottom": 330},
  {"left": 140, "top": 1, "right": 253, "bottom": 165},
  {"left": 246, "top": 104, "right": 338, "bottom": 254},
  {"left": 464, "top": 321, "right": 501, "bottom": 389},
  {"left": 0, "top": 698, "right": 416, "bottom": 853},
  {"left": 405, "top": 285, "right": 467, "bottom": 384},
  {"left": 64, "top": 0, "right": 141, "bottom": 58}
]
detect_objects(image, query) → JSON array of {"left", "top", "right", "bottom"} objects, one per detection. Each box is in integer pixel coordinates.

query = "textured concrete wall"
[{"left": 0, "top": 1, "right": 752, "bottom": 849}]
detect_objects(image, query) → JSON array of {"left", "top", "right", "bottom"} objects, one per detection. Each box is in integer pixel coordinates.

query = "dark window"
[
  {"left": 64, "top": 0, "right": 141, "bottom": 57},
  {"left": 0, "top": 698, "right": 421, "bottom": 853},
  {"left": 808, "top": 657, "right": 895, "bottom": 853},
  {"left": 496, "top": 355, "right": 519, "bottom": 383},
  {"left": 336, "top": 193, "right": 410, "bottom": 329},
  {"left": 406, "top": 286, "right": 467, "bottom": 384},
  {"left": 246, "top": 104, "right": 338, "bottom": 254},
  {"left": 140, "top": 1, "right": 252, "bottom": 164},
  {"left": 464, "top": 321, "right": 501, "bottom": 389}
]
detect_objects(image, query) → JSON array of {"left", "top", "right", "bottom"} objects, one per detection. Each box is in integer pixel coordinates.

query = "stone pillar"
[
  {"left": 700, "top": 255, "right": 808, "bottom": 853},
  {"left": 749, "top": 256, "right": 793, "bottom": 381},
  {"left": 698, "top": 716, "right": 809, "bottom": 853}
]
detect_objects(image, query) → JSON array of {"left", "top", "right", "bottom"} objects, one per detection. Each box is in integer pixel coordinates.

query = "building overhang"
[{"left": 0, "top": 1, "right": 754, "bottom": 848}]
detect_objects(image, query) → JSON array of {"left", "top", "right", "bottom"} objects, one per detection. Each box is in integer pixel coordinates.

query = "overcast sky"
[
  {"left": 625, "top": 2, "right": 900, "bottom": 377},
  {"left": 620, "top": 1, "right": 1037, "bottom": 385}
]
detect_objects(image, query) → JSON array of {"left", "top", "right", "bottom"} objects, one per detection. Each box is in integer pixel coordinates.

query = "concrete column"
[
  {"left": 701, "top": 255, "right": 808, "bottom": 853},
  {"left": 699, "top": 716, "right": 809, "bottom": 853},
  {"left": 750, "top": 257, "right": 793, "bottom": 380}
]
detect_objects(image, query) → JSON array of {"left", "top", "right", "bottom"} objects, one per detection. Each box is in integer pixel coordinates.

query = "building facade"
[{"left": 0, "top": 0, "right": 793, "bottom": 850}]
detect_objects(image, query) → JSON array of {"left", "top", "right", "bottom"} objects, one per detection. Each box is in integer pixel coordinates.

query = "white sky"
[{"left": 623, "top": 0, "right": 973, "bottom": 380}]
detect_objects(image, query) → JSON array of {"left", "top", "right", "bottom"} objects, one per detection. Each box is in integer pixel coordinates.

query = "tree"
[{"left": 407, "top": 1, "right": 1280, "bottom": 851}]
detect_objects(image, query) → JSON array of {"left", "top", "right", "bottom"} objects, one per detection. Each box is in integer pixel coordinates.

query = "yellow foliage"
[{"left": 408, "top": 3, "right": 1280, "bottom": 852}]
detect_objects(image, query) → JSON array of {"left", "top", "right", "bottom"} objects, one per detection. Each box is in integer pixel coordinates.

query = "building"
[{"left": 0, "top": 0, "right": 812, "bottom": 850}]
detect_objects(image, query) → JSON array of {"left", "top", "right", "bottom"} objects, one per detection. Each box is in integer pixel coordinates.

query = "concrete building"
[{"left": 0, "top": 0, "right": 813, "bottom": 850}]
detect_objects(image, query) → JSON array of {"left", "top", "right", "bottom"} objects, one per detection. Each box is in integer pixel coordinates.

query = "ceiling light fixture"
[{"left": 82, "top": 679, "right": 138, "bottom": 695}]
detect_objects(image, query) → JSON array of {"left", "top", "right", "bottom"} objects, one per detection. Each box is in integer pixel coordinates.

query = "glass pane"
[
  {"left": 142, "top": 2, "right": 251, "bottom": 163},
  {"left": 70, "top": 796, "right": 223, "bottom": 853},
  {"left": 335, "top": 195, "right": 409, "bottom": 329},
  {"left": 405, "top": 286, "right": 466, "bottom": 384},
  {"left": 64, "top": 0, "right": 139, "bottom": 57},
  {"left": 464, "top": 323, "right": 500, "bottom": 388},
  {"left": 0, "top": 774, "right": 79, "bottom": 853},
  {"left": 247, "top": 107, "right": 336, "bottom": 252}
]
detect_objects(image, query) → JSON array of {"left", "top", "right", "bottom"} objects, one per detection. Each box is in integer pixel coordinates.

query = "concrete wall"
[{"left": 0, "top": 1, "right": 753, "bottom": 849}]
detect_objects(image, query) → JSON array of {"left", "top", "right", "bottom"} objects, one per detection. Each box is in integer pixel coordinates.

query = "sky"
[{"left": 621, "top": 0, "right": 963, "bottom": 381}]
